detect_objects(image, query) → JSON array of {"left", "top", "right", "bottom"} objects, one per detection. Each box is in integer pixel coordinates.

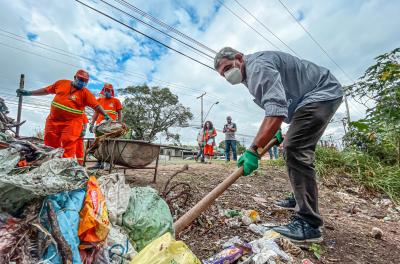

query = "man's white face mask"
[{"left": 224, "top": 61, "right": 243, "bottom": 85}]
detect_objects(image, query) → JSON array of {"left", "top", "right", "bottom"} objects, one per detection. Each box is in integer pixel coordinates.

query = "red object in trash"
[{"left": 17, "top": 159, "right": 27, "bottom": 167}]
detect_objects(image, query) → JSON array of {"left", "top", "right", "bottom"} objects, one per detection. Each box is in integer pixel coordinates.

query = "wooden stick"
[
  {"left": 15, "top": 74, "right": 24, "bottom": 138},
  {"left": 173, "top": 138, "right": 278, "bottom": 234},
  {"left": 47, "top": 201, "right": 73, "bottom": 264}
]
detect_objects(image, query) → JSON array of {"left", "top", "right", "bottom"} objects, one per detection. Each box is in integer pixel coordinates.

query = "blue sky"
[{"left": 0, "top": 0, "right": 399, "bottom": 146}]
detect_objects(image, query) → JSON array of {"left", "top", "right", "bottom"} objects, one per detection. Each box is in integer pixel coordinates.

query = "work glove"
[
  {"left": 89, "top": 124, "right": 94, "bottom": 134},
  {"left": 237, "top": 150, "right": 259, "bottom": 176},
  {"left": 104, "top": 114, "right": 111, "bottom": 121},
  {"left": 275, "top": 128, "right": 284, "bottom": 145},
  {"left": 16, "top": 89, "right": 32, "bottom": 97}
]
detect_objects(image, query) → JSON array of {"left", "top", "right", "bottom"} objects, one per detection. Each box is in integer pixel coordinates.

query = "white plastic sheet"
[{"left": 98, "top": 173, "right": 130, "bottom": 226}]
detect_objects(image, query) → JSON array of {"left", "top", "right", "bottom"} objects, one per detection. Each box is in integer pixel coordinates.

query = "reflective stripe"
[
  {"left": 52, "top": 101, "right": 83, "bottom": 114},
  {"left": 105, "top": 110, "right": 118, "bottom": 115},
  {"left": 77, "top": 158, "right": 84, "bottom": 160}
]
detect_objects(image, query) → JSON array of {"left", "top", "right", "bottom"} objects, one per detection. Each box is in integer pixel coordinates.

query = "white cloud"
[{"left": 0, "top": 0, "right": 398, "bottom": 146}]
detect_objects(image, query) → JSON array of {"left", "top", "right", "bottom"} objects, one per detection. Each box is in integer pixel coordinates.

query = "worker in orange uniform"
[
  {"left": 89, "top": 83, "right": 123, "bottom": 132},
  {"left": 75, "top": 113, "right": 89, "bottom": 165},
  {"left": 16, "top": 69, "right": 110, "bottom": 159},
  {"left": 88, "top": 83, "right": 123, "bottom": 169}
]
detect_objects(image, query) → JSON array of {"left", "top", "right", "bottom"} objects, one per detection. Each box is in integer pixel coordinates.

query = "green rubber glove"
[
  {"left": 16, "top": 89, "right": 32, "bottom": 97},
  {"left": 275, "top": 128, "right": 283, "bottom": 145},
  {"left": 237, "top": 150, "right": 259, "bottom": 176},
  {"left": 104, "top": 114, "right": 111, "bottom": 121}
]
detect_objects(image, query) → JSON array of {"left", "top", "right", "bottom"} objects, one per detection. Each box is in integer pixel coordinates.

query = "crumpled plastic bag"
[
  {"left": 107, "top": 224, "right": 136, "bottom": 263},
  {"left": 98, "top": 173, "right": 130, "bottom": 226},
  {"left": 0, "top": 158, "right": 87, "bottom": 196},
  {"left": 0, "top": 147, "right": 20, "bottom": 175},
  {"left": 130, "top": 232, "right": 201, "bottom": 264},
  {"left": 122, "top": 187, "right": 174, "bottom": 251},
  {"left": 40, "top": 189, "right": 86, "bottom": 264},
  {"left": 95, "top": 121, "right": 127, "bottom": 137},
  {"left": 78, "top": 176, "right": 110, "bottom": 243},
  {"left": 0, "top": 158, "right": 87, "bottom": 215},
  {"left": 250, "top": 236, "right": 292, "bottom": 263}
]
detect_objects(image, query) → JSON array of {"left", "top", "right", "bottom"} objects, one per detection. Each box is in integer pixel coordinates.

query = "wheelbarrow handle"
[{"left": 173, "top": 137, "right": 278, "bottom": 234}]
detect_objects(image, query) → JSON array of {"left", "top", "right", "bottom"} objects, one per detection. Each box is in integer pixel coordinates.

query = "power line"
[
  {"left": 0, "top": 28, "right": 251, "bottom": 112},
  {"left": 113, "top": 0, "right": 217, "bottom": 54},
  {"left": 233, "top": 0, "right": 301, "bottom": 57},
  {"left": 100, "top": 0, "right": 214, "bottom": 61},
  {"left": 276, "top": 0, "right": 354, "bottom": 83},
  {"left": 217, "top": 0, "right": 282, "bottom": 51},
  {"left": 74, "top": 0, "right": 214, "bottom": 70},
  {"left": 0, "top": 37, "right": 250, "bottom": 118}
]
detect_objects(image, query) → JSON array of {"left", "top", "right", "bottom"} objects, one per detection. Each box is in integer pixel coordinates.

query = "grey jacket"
[{"left": 242, "top": 51, "right": 343, "bottom": 123}]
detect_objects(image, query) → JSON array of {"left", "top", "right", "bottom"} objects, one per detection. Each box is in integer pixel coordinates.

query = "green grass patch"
[{"left": 315, "top": 146, "right": 400, "bottom": 203}]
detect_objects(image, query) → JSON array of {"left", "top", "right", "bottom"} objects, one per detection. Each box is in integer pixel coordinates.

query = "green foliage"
[
  {"left": 315, "top": 146, "right": 400, "bottom": 202},
  {"left": 309, "top": 243, "right": 325, "bottom": 260},
  {"left": 119, "top": 85, "right": 193, "bottom": 142},
  {"left": 345, "top": 47, "right": 400, "bottom": 166},
  {"left": 315, "top": 146, "right": 346, "bottom": 178}
]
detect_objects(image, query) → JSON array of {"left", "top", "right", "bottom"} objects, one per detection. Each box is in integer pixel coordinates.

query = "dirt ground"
[{"left": 124, "top": 160, "right": 400, "bottom": 264}]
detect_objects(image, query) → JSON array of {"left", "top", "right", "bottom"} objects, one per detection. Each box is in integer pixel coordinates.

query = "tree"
[
  {"left": 346, "top": 47, "right": 400, "bottom": 165},
  {"left": 218, "top": 140, "right": 246, "bottom": 155},
  {"left": 119, "top": 85, "right": 193, "bottom": 142}
]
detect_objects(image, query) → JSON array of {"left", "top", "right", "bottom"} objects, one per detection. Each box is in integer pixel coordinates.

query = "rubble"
[{"left": 371, "top": 227, "right": 383, "bottom": 239}]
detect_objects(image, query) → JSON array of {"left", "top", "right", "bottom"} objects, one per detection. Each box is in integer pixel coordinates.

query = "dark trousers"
[
  {"left": 225, "top": 140, "right": 237, "bottom": 161},
  {"left": 283, "top": 98, "right": 342, "bottom": 227},
  {"left": 196, "top": 144, "right": 204, "bottom": 161}
]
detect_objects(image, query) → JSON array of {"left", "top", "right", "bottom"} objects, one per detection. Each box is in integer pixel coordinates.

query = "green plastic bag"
[{"left": 122, "top": 187, "right": 174, "bottom": 252}]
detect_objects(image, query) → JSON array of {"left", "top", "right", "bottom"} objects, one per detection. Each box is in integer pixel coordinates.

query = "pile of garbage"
[
  {"left": 0, "top": 97, "right": 25, "bottom": 134},
  {"left": 0, "top": 126, "right": 198, "bottom": 263}
]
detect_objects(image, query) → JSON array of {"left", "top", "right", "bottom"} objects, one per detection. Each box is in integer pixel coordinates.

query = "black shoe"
[
  {"left": 272, "top": 216, "right": 322, "bottom": 243},
  {"left": 275, "top": 193, "right": 296, "bottom": 210}
]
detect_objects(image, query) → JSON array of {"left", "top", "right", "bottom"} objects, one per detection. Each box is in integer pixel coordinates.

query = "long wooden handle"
[
  {"left": 173, "top": 138, "right": 278, "bottom": 234},
  {"left": 15, "top": 74, "right": 24, "bottom": 138}
]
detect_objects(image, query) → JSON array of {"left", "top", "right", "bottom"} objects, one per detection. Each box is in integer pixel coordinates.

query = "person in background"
[
  {"left": 195, "top": 129, "right": 205, "bottom": 162},
  {"left": 75, "top": 113, "right": 88, "bottom": 165},
  {"left": 89, "top": 83, "right": 123, "bottom": 169},
  {"left": 268, "top": 128, "right": 282, "bottom": 160},
  {"left": 203, "top": 121, "right": 217, "bottom": 163},
  {"left": 223, "top": 116, "right": 237, "bottom": 162},
  {"left": 16, "top": 69, "right": 110, "bottom": 159},
  {"left": 89, "top": 83, "right": 123, "bottom": 130}
]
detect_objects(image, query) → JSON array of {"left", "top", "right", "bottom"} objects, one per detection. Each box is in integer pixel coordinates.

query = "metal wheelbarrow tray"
[{"left": 92, "top": 138, "right": 161, "bottom": 182}]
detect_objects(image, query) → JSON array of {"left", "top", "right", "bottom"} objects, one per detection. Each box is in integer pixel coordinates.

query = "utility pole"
[
  {"left": 344, "top": 95, "right": 351, "bottom": 124},
  {"left": 15, "top": 74, "right": 25, "bottom": 138},
  {"left": 196, "top": 92, "right": 206, "bottom": 128}
]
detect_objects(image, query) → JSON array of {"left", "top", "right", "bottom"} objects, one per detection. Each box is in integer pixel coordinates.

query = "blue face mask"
[
  {"left": 73, "top": 78, "right": 87, "bottom": 90},
  {"left": 104, "top": 91, "right": 112, "bottom": 98}
]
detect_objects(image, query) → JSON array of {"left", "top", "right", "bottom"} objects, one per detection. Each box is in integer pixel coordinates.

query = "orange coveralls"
[
  {"left": 75, "top": 114, "right": 88, "bottom": 165},
  {"left": 44, "top": 80, "right": 99, "bottom": 158},
  {"left": 95, "top": 96, "right": 123, "bottom": 124}
]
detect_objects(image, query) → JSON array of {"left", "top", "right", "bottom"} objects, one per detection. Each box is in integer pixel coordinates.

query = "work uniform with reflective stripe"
[
  {"left": 76, "top": 113, "right": 89, "bottom": 165},
  {"left": 95, "top": 97, "right": 123, "bottom": 124},
  {"left": 44, "top": 80, "right": 99, "bottom": 158}
]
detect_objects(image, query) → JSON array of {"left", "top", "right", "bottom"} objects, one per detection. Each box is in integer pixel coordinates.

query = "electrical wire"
[
  {"left": 217, "top": 0, "right": 282, "bottom": 51},
  {"left": 0, "top": 28, "right": 251, "bottom": 111},
  {"left": 100, "top": 0, "right": 214, "bottom": 61},
  {"left": 74, "top": 0, "right": 214, "bottom": 70},
  {"left": 276, "top": 0, "right": 355, "bottom": 83},
  {"left": 233, "top": 0, "right": 301, "bottom": 57},
  {"left": 114, "top": 0, "right": 217, "bottom": 54}
]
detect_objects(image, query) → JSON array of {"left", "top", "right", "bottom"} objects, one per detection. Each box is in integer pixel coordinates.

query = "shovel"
[{"left": 173, "top": 137, "right": 278, "bottom": 234}]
